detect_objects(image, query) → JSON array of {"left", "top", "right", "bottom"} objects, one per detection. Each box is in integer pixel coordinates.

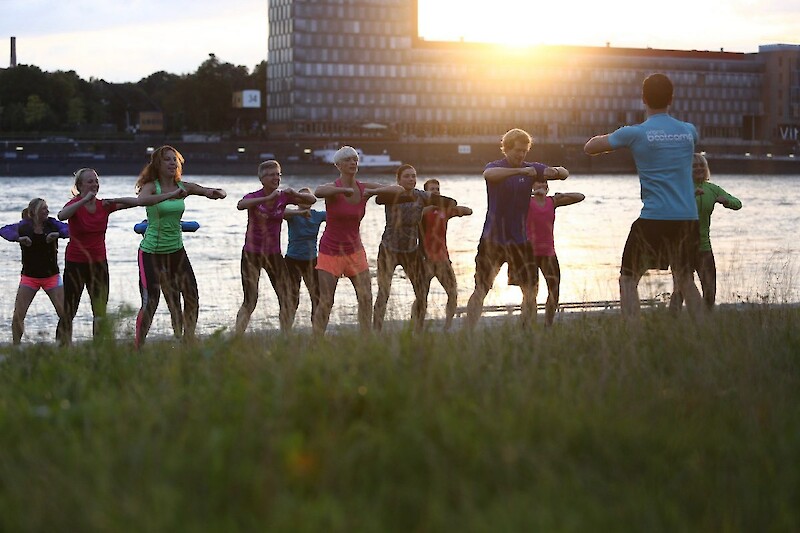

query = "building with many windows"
[{"left": 267, "top": 0, "right": 800, "bottom": 154}]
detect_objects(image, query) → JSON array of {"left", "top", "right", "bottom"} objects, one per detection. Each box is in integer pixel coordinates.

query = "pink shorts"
[
  {"left": 20, "top": 274, "right": 62, "bottom": 291},
  {"left": 316, "top": 250, "right": 369, "bottom": 278}
]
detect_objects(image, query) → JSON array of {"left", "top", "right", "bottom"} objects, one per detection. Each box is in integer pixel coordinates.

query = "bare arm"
[
  {"left": 182, "top": 181, "right": 227, "bottom": 200},
  {"left": 447, "top": 206, "right": 473, "bottom": 218},
  {"left": 57, "top": 192, "right": 96, "bottom": 220},
  {"left": 106, "top": 187, "right": 187, "bottom": 210},
  {"left": 553, "top": 192, "right": 586, "bottom": 208},
  {"left": 548, "top": 166, "right": 569, "bottom": 180},
  {"left": 237, "top": 188, "right": 280, "bottom": 210},
  {"left": 584, "top": 134, "right": 614, "bottom": 155},
  {"left": 315, "top": 182, "right": 354, "bottom": 199},
  {"left": 361, "top": 183, "right": 406, "bottom": 199},
  {"left": 284, "top": 207, "right": 311, "bottom": 219},
  {"left": 283, "top": 187, "right": 317, "bottom": 205}
]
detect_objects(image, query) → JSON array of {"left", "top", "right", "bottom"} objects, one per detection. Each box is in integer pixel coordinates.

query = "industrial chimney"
[{"left": 10, "top": 36, "right": 16, "bottom": 67}]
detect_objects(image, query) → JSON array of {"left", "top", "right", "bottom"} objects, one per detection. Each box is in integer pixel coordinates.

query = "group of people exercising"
[{"left": 1, "top": 73, "right": 740, "bottom": 347}]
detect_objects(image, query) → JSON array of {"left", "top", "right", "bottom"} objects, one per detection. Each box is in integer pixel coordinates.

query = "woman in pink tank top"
[
  {"left": 312, "top": 146, "right": 404, "bottom": 335},
  {"left": 525, "top": 176, "right": 585, "bottom": 326}
]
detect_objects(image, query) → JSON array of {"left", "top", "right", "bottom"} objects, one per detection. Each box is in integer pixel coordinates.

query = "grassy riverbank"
[{"left": 0, "top": 306, "right": 798, "bottom": 532}]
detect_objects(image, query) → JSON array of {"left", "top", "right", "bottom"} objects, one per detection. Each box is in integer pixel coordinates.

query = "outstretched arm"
[
  {"left": 105, "top": 187, "right": 187, "bottom": 210},
  {"left": 45, "top": 218, "right": 70, "bottom": 243},
  {"left": 238, "top": 188, "right": 280, "bottom": 210},
  {"left": 362, "top": 183, "right": 406, "bottom": 200},
  {"left": 546, "top": 166, "right": 569, "bottom": 180},
  {"left": 584, "top": 134, "right": 614, "bottom": 155},
  {"left": 483, "top": 166, "right": 539, "bottom": 182},
  {"left": 284, "top": 207, "right": 311, "bottom": 219},
  {"left": 0, "top": 222, "right": 21, "bottom": 242},
  {"left": 714, "top": 185, "right": 742, "bottom": 210},
  {"left": 283, "top": 187, "right": 317, "bottom": 206},
  {"left": 449, "top": 206, "right": 473, "bottom": 217},
  {"left": 182, "top": 181, "right": 227, "bottom": 200},
  {"left": 553, "top": 192, "right": 586, "bottom": 207},
  {"left": 315, "top": 182, "right": 354, "bottom": 199}
]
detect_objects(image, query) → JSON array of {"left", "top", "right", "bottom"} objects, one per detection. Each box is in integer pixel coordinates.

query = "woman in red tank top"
[{"left": 312, "top": 146, "right": 404, "bottom": 335}]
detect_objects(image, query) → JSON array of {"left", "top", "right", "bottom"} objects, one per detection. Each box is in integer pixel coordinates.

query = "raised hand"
[
  {"left": 45, "top": 232, "right": 60, "bottom": 243},
  {"left": 18, "top": 236, "right": 32, "bottom": 247}
]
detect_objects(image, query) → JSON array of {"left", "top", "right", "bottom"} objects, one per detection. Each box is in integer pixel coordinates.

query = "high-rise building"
[{"left": 267, "top": 0, "right": 800, "bottom": 152}]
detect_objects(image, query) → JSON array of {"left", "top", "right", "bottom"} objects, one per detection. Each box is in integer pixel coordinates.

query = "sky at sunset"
[{"left": 1, "top": 0, "right": 798, "bottom": 83}]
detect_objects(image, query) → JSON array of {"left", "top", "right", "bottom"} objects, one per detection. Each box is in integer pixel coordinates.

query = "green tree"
[
  {"left": 24, "top": 95, "right": 50, "bottom": 126},
  {"left": 67, "top": 97, "right": 86, "bottom": 128}
]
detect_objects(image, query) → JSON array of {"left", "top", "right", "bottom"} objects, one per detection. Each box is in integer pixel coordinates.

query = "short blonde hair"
[
  {"left": 501, "top": 128, "right": 532, "bottom": 154},
  {"left": 333, "top": 146, "right": 359, "bottom": 164}
]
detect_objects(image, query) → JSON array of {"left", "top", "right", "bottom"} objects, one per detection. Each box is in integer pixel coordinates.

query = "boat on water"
[{"left": 312, "top": 146, "right": 401, "bottom": 171}]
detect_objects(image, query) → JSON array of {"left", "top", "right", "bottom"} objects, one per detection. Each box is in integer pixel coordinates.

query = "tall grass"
[{"left": 0, "top": 306, "right": 798, "bottom": 532}]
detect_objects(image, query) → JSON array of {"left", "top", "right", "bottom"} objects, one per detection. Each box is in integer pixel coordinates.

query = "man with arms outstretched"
[{"left": 584, "top": 73, "right": 703, "bottom": 319}]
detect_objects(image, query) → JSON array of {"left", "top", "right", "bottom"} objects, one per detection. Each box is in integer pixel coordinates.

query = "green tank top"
[{"left": 140, "top": 181, "right": 186, "bottom": 254}]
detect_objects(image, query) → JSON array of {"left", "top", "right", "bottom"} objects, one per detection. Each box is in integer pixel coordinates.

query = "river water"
[{"left": 0, "top": 172, "right": 797, "bottom": 344}]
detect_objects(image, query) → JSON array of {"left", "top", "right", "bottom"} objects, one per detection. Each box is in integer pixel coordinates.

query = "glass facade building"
[{"left": 267, "top": 0, "right": 800, "bottom": 150}]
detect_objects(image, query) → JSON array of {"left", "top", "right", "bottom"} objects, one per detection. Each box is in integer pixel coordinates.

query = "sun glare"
[{"left": 418, "top": 0, "right": 730, "bottom": 51}]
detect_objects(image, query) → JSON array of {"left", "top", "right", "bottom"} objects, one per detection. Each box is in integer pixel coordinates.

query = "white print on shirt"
[{"left": 646, "top": 129, "right": 694, "bottom": 142}]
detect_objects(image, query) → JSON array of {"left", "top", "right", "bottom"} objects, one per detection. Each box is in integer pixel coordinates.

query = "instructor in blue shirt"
[{"left": 584, "top": 73, "right": 703, "bottom": 320}]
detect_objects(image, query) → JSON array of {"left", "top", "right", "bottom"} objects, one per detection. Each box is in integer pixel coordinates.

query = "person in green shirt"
[
  {"left": 134, "top": 145, "right": 227, "bottom": 348},
  {"left": 670, "top": 153, "right": 742, "bottom": 312}
]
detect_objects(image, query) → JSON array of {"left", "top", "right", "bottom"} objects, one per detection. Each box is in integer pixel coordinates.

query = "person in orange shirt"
[{"left": 419, "top": 179, "right": 472, "bottom": 331}]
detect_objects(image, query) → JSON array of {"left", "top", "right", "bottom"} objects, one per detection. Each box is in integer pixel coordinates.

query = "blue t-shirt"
[
  {"left": 285, "top": 209, "right": 326, "bottom": 260},
  {"left": 609, "top": 113, "right": 698, "bottom": 220},
  {"left": 481, "top": 159, "right": 546, "bottom": 244}
]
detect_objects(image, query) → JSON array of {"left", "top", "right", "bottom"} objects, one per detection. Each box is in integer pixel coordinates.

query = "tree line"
[{"left": 0, "top": 54, "right": 266, "bottom": 137}]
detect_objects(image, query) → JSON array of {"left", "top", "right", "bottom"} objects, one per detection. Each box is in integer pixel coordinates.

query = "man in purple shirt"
[{"left": 465, "top": 128, "right": 569, "bottom": 329}]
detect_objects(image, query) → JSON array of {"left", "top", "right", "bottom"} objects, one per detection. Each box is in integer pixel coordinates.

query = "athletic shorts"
[
  {"left": 508, "top": 254, "right": 560, "bottom": 286},
  {"left": 20, "top": 274, "right": 62, "bottom": 291},
  {"left": 620, "top": 218, "right": 700, "bottom": 277},
  {"left": 316, "top": 249, "right": 369, "bottom": 278},
  {"left": 474, "top": 238, "right": 536, "bottom": 289}
]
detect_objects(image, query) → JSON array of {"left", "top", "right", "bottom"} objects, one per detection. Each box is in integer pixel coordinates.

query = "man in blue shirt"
[
  {"left": 584, "top": 73, "right": 703, "bottom": 319},
  {"left": 465, "top": 128, "right": 568, "bottom": 329}
]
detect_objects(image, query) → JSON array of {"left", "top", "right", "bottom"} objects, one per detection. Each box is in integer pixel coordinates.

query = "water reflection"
[{"left": 0, "top": 173, "right": 797, "bottom": 344}]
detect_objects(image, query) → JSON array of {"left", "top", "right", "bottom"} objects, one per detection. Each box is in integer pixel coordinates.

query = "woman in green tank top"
[{"left": 133, "top": 145, "right": 227, "bottom": 349}]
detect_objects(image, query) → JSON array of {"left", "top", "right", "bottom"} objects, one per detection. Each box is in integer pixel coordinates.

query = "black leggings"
[
  {"left": 135, "top": 248, "right": 198, "bottom": 348},
  {"left": 56, "top": 260, "right": 109, "bottom": 343}
]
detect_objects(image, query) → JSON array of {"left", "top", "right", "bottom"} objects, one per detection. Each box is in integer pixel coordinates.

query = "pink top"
[
  {"left": 63, "top": 197, "right": 117, "bottom": 263},
  {"left": 526, "top": 196, "right": 556, "bottom": 257},
  {"left": 243, "top": 189, "right": 290, "bottom": 255},
  {"left": 318, "top": 179, "right": 367, "bottom": 256},
  {"left": 422, "top": 208, "right": 450, "bottom": 262}
]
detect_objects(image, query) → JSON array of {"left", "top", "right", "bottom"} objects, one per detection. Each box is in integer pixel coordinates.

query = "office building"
[{"left": 267, "top": 0, "right": 800, "bottom": 152}]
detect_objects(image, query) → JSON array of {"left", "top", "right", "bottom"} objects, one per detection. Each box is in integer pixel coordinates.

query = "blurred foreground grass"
[{"left": 0, "top": 306, "right": 798, "bottom": 532}]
